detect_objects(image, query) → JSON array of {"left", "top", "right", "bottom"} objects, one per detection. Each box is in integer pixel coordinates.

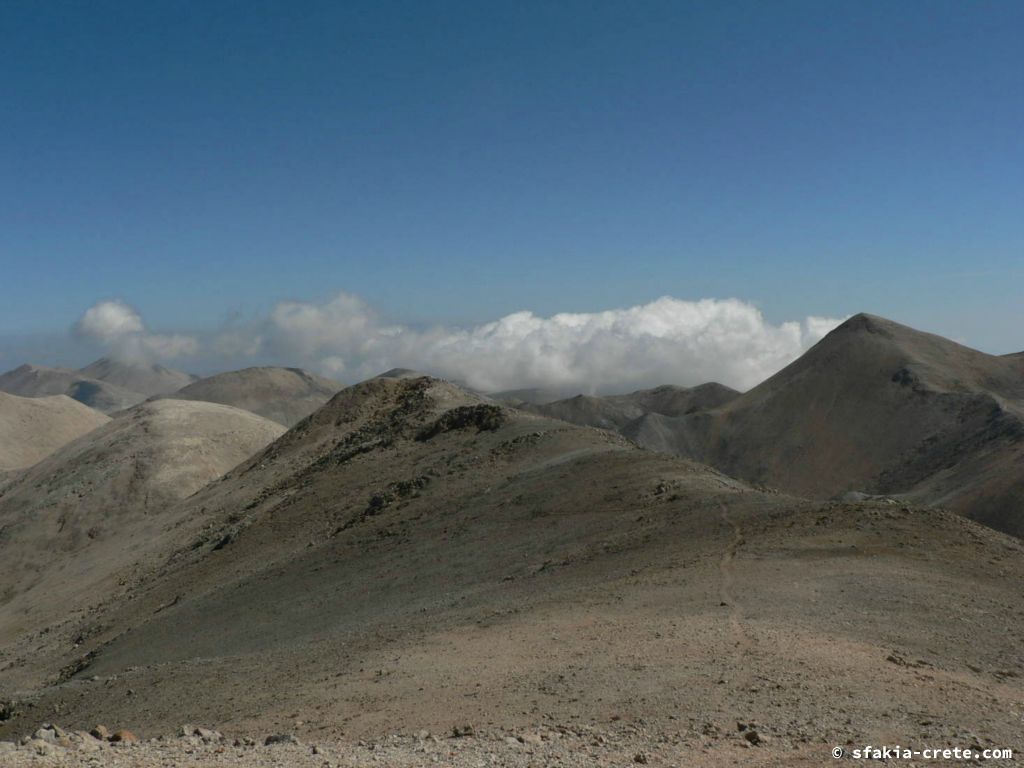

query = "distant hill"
[
  {"left": 79, "top": 356, "right": 197, "bottom": 396},
  {"left": 524, "top": 383, "right": 739, "bottom": 430},
  {"left": 0, "top": 399, "right": 285, "bottom": 642},
  {"left": 158, "top": 366, "right": 341, "bottom": 426},
  {"left": 489, "top": 386, "right": 585, "bottom": 406},
  {"left": 0, "top": 363, "right": 146, "bottom": 413},
  {"left": 0, "top": 391, "right": 109, "bottom": 470}
]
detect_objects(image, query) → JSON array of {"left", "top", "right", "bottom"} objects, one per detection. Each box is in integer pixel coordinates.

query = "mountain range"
[
  {"left": 519, "top": 314, "right": 1024, "bottom": 537},
  {"left": 0, "top": 315, "right": 1021, "bottom": 762},
  {"left": 0, "top": 358, "right": 197, "bottom": 414}
]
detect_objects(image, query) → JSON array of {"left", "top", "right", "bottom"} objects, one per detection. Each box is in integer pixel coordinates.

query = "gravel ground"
[
  {"left": 0, "top": 727, "right": 734, "bottom": 768},
  {"left": 1, "top": 722, "right": 1016, "bottom": 768}
]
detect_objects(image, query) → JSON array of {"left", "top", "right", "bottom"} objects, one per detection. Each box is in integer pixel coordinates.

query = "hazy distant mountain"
[
  {"left": 610, "top": 382, "right": 739, "bottom": 415},
  {"left": 0, "top": 363, "right": 147, "bottom": 413},
  {"left": 158, "top": 366, "right": 341, "bottom": 426},
  {"left": 489, "top": 386, "right": 585, "bottom": 406},
  {"left": 373, "top": 367, "right": 429, "bottom": 380},
  {"left": 0, "top": 391, "right": 109, "bottom": 470},
  {"left": 79, "top": 356, "right": 197, "bottom": 397},
  {"left": 1, "top": 374, "right": 1020, "bottom": 755},
  {"left": 525, "top": 383, "right": 739, "bottom": 430}
]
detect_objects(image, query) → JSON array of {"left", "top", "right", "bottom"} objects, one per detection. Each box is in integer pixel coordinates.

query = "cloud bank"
[
  {"left": 74, "top": 300, "right": 199, "bottom": 361},
  {"left": 74, "top": 294, "right": 844, "bottom": 393}
]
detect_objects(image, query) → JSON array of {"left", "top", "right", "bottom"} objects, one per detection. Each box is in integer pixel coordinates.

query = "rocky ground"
[{"left": 6, "top": 720, "right": 1013, "bottom": 767}]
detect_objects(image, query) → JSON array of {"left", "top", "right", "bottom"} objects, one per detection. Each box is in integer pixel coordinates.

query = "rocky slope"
[{"left": 0, "top": 400, "right": 285, "bottom": 644}]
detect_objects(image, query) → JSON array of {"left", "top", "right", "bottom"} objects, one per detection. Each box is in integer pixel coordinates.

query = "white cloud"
[
  {"left": 75, "top": 300, "right": 145, "bottom": 342},
  {"left": 73, "top": 299, "right": 198, "bottom": 361},
  {"left": 247, "top": 293, "right": 845, "bottom": 393},
  {"left": 73, "top": 293, "right": 845, "bottom": 392}
]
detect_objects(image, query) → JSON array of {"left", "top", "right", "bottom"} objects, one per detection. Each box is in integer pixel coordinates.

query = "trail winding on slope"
[{"left": 717, "top": 502, "right": 755, "bottom": 698}]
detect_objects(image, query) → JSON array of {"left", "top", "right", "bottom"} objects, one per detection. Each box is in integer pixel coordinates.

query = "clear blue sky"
[{"left": 2, "top": 0, "right": 1022, "bottom": 358}]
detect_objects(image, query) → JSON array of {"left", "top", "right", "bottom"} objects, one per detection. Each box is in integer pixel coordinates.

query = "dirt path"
[
  {"left": 716, "top": 501, "right": 756, "bottom": 712},
  {"left": 718, "top": 503, "right": 748, "bottom": 649}
]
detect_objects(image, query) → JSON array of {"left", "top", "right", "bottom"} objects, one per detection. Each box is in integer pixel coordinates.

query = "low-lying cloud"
[
  {"left": 74, "top": 300, "right": 199, "bottom": 361},
  {"left": 73, "top": 294, "right": 845, "bottom": 393}
]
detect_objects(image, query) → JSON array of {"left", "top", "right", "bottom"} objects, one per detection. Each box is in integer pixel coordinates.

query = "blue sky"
[{"left": 1, "top": 0, "right": 1021, "bottom": 381}]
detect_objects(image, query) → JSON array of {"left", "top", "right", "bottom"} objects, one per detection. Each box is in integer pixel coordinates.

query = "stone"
[
  {"left": 265, "top": 734, "right": 300, "bottom": 746},
  {"left": 195, "top": 727, "right": 222, "bottom": 742},
  {"left": 27, "top": 738, "right": 57, "bottom": 756},
  {"left": 76, "top": 735, "right": 102, "bottom": 753},
  {"left": 32, "top": 726, "right": 57, "bottom": 743},
  {"left": 91, "top": 725, "right": 111, "bottom": 740},
  {"left": 110, "top": 729, "right": 137, "bottom": 743}
]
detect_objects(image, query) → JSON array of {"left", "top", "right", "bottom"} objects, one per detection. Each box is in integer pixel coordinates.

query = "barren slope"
[
  {"left": 0, "top": 363, "right": 146, "bottom": 413},
  {"left": 0, "top": 377, "right": 1021, "bottom": 764},
  {"left": 0, "top": 392, "right": 109, "bottom": 470},
  {"left": 0, "top": 400, "right": 285, "bottom": 643},
  {"left": 159, "top": 366, "right": 340, "bottom": 426}
]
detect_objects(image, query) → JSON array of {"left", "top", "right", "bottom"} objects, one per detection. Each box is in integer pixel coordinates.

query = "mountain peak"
[
  {"left": 833, "top": 312, "right": 902, "bottom": 336},
  {"left": 373, "top": 367, "right": 427, "bottom": 380}
]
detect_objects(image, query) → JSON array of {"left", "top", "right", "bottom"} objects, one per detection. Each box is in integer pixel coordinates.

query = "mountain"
[
  {"left": 0, "top": 399, "right": 285, "bottom": 644},
  {"left": 157, "top": 366, "right": 341, "bottom": 426},
  {"left": 78, "top": 357, "right": 197, "bottom": 397},
  {"left": 1, "top": 375, "right": 1021, "bottom": 761},
  {"left": 489, "top": 386, "right": 584, "bottom": 406},
  {"left": 612, "top": 382, "right": 739, "bottom": 415},
  {"left": 634, "top": 314, "right": 1024, "bottom": 536},
  {"left": 0, "top": 391, "right": 109, "bottom": 470},
  {"left": 525, "top": 383, "right": 739, "bottom": 430},
  {"left": 0, "top": 363, "right": 147, "bottom": 413},
  {"left": 373, "top": 367, "right": 429, "bottom": 379}
]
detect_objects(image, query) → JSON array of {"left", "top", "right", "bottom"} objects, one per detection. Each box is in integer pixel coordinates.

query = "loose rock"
[{"left": 265, "top": 733, "right": 300, "bottom": 746}]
